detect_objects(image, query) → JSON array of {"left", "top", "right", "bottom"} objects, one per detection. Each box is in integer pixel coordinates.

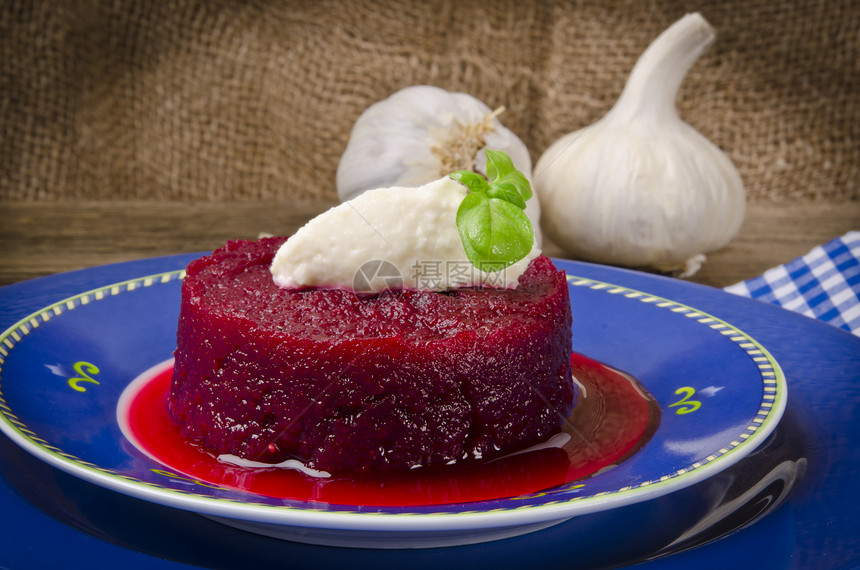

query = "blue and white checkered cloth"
[{"left": 725, "top": 231, "right": 860, "bottom": 336}]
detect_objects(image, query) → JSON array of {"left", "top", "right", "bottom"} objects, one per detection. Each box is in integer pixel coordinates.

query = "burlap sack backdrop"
[{"left": 2, "top": 0, "right": 858, "bottom": 202}]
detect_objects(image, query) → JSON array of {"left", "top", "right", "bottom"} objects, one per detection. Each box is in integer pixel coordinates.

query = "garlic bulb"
[
  {"left": 535, "top": 13, "right": 745, "bottom": 276},
  {"left": 337, "top": 85, "right": 542, "bottom": 244}
]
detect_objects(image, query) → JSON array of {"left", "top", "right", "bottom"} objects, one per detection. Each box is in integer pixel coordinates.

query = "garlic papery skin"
[
  {"left": 535, "top": 13, "right": 745, "bottom": 276},
  {"left": 337, "top": 85, "right": 542, "bottom": 244}
]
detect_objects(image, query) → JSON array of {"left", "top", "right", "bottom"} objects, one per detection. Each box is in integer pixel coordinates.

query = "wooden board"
[{"left": 1, "top": 201, "right": 857, "bottom": 289}]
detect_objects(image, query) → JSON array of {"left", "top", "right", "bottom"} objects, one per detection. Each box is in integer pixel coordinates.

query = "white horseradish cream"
[
  {"left": 217, "top": 454, "right": 331, "bottom": 478},
  {"left": 270, "top": 177, "right": 540, "bottom": 293}
]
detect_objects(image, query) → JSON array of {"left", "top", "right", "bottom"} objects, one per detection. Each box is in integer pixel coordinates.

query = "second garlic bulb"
[{"left": 535, "top": 13, "right": 745, "bottom": 276}]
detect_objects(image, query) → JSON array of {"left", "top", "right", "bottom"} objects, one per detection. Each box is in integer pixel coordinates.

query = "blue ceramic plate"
[{"left": 0, "top": 259, "right": 787, "bottom": 548}]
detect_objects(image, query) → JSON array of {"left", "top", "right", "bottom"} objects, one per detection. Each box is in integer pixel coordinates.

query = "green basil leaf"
[
  {"left": 496, "top": 170, "right": 533, "bottom": 202},
  {"left": 486, "top": 181, "right": 527, "bottom": 209},
  {"left": 485, "top": 149, "right": 532, "bottom": 202},
  {"left": 456, "top": 192, "right": 534, "bottom": 272},
  {"left": 448, "top": 170, "right": 489, "bottom": 194},
  {"left": 449, "top": 150, "right": 536, "bottom": 273},
  {"left": 484, "top": 149, "right": 515, "bottom": 183}
]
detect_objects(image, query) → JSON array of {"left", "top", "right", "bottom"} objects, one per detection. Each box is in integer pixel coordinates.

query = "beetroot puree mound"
[{"left": 169, "top": 237, "right": 574, "bottom": 474}]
